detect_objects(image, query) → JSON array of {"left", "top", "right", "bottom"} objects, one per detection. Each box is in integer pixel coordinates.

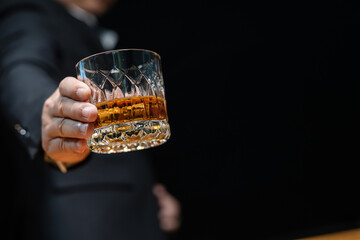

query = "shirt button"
[{"left": 14, "top": 124, "right": 29, "bottom": 137}]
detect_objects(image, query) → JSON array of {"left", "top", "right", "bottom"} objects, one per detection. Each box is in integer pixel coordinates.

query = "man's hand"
[
  {"left": 153, "top": 183, "right": 181, "bottom": 233},
  {"left": 41, "top": 77, "right": 97, "bottom": 164}
]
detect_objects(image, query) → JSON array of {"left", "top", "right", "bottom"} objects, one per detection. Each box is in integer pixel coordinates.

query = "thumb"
[{"left": 153, "top": 183, "right": 167, "bottom": 200}]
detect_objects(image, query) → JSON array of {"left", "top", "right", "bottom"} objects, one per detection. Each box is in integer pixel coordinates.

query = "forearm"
[
  {"left": 0, "top": 63, "right": 57, "bottom": 158},
  {"left": 0, "top": 6, "right": 62, "bottom": 158}
]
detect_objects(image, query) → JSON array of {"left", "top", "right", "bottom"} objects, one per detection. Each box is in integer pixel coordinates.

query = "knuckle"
[
  {"left": 58, "top": 80, "right": 67, "bottom": 95},
  {"left": 42, "top": 140, "right": 49, "bottom": 153},
  {"left": 58, "top": 97, "right": 65, "bottom": 116},
  {"left": 58, "top": 138, "right": 81, "bottom": 153},
  {"left": 70, "top": 102, "right": 79, "bottom": 117},
  {"left": 59, "top": 138, "right": 66, "bottom": 152},
  {"left": 41, "top": 114, "right": 48, "bottom": 127},
  {"left": 43, "top": 122, "right": 52, "bottom": 135},
  {"left": 58, "top": 118, "right": 66, "bottom": 137},
  {"left": 43, "top": 98, "right": 52, "bottom": 112}
]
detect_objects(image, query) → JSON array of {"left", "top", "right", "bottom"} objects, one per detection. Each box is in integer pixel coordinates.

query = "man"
[{"left": 0, "top": 0, "right": 180, "bottom": 239}]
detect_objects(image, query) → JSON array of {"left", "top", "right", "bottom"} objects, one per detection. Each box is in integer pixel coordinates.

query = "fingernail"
[
  {"left": 79, "top": 123, "right": 88, "bottom": 136},
  {"left": 81, "top": 107, "right": 92, "bottom": 119}
]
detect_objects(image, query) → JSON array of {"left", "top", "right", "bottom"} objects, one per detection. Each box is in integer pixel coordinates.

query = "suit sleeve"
[{"left": 0, "top": 6, "right": 61, "bottom": 159}]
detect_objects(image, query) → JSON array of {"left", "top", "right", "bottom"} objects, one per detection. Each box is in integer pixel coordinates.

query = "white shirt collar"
[
  {"left": 66, "top": 4, "right": 98, "bottom": 27},
  {"left": 65, "top": 4, "right": 118, "bottom": 50}
]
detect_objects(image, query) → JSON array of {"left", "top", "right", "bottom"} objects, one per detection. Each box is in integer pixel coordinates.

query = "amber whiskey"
[
  {"left": 88, "top": 96, "right": 170, "bottom": 153},
  {"left": 94, "top": 96, "right": 168, "bottom": 129}
]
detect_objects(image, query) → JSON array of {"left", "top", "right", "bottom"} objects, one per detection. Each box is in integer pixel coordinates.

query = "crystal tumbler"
[{"left": 76, "top": 49, "right": 170, "bottom": 153}]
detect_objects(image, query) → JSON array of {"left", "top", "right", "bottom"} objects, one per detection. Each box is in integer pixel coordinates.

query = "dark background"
[
  {"left": 1, "top": 1, "right": 358, "bottom": 239},
  {"left": 98, "top": 1, "right": 360, "bottom": 239}
]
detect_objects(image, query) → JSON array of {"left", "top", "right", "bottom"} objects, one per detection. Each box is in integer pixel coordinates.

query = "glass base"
[{"left": 87, "top": 120, "right": 170, "bottom": 154}]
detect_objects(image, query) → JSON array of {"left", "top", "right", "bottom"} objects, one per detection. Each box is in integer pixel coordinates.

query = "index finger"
[{"left": 59, "top": 76, "right": 91, "bottom": 102}]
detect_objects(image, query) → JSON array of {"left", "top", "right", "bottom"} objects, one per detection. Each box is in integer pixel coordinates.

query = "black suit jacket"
[{"left": 0, "top": 1, "right": 164, "bottom": 239}]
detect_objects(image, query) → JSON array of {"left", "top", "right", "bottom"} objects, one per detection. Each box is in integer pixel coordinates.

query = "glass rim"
[{"left": 75, "top": 48, "right": 161, "bottom": 68}]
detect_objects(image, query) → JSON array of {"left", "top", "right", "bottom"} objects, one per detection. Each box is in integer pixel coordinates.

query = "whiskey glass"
[{"left": 76, "top": 49, "right": 170, "bottom": 153}]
